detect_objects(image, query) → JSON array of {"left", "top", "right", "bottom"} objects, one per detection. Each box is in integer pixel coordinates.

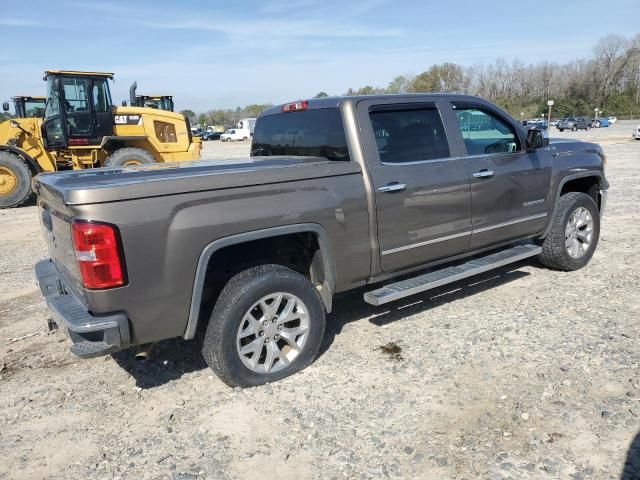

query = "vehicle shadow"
[
  {"left": 112, "top": 338, "right": 207, "bottom": 389},
  {"left": 621, "top": 431, "right": 640, "bottom": 479},
  {"left": 114, "top": 261, "right": 532, "bottom": 389},
  {"left": 318, "top": 260, "right": 532, "bottom": 358}
]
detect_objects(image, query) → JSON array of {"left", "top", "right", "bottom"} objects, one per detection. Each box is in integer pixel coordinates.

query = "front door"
[
  {"left": 447, "top": 103, "right": 551, "bottom": 250},
  {"left": 357, "top": 99, "right": 472, "bottom": 273}
]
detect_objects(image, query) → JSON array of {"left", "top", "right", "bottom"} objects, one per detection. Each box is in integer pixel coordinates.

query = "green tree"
[
  {"left": 408, "top": 63, "right": 466, "bottom": 93},
  {"left": 386, "top": 75, "right": 410, "bottom": 94},
  {"left": 180, "top": 109, "right": 196, "bottom": 122},
  {"left": 314, "top": 91, "right": 329, "bottom": 98}
]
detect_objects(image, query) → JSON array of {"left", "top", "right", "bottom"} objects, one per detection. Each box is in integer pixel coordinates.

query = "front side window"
[
  {"left": 454, "top": 106, "right": 520, "bottom": 155},
  {"left": 368, "top": 106, "right": 450, "bottom": 163}
]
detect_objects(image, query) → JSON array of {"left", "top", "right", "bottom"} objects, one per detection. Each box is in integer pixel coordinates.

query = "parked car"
[
  {"left": 633, "top": 125, "right": 640, "bottom": 140},
  {"left": 34, "top": 94, "right": 608, "bottom": 388},
  {"left": 526, "top": 120, "right": 548, "bottom": 130},
  {"left": 201, "top": 131, "right": 222, "bottom": 141},
  {"left": 557, "top": 117, "right": 590, "bottom": 131},
  {"left": 220, "top": 129, "right": 249, "bottom": 142}
]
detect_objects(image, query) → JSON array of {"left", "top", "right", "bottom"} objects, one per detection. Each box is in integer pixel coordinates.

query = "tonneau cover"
[{"left": 33, "top": 156, "right": 362, "bottom": 205}]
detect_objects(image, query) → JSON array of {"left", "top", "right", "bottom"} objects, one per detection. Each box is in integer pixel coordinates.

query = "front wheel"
[
  {"left": 202, "top": 264, "right": 326, "bottom": 387},
  {"left": 539, "top": 192, "right": 600, "bottom": 271}
]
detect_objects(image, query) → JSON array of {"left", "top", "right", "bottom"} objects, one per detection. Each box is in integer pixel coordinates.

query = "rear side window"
[
  {"left": 453, "top": 106, "right": 520, "bottom": 155},
  {"left": 251, "top": 108, "right": 349, "bottom": 161},
  {"left": 368, "top": 106, "right": 450, "bottom": 163}
]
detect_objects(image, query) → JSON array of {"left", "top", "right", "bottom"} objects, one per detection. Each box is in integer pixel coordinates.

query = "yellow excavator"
[
  {"left": 3, "top": 96, "right": 47, "bottom": 118},
  {"left": 0, "top": 70, "right": 201, "bottom": 208}
]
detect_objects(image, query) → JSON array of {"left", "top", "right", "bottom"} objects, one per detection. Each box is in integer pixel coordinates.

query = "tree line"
[
  {"left": 342, "top": 33, "right": 640, "bottom": 119},
  {"left": 181, "top": 104, "right": 272, "bottom": 128},
  {"left": 183, "top": 33, "right": 640, "bottom": 123}
]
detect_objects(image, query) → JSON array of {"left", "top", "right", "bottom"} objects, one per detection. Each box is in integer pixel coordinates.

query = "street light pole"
[{"left": 547, "top": 100, "right": 554, "bottom": 128}]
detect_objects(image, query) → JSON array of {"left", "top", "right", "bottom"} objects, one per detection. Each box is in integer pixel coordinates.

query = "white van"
[{"left": 220, "top": 129, "right": 249, "bottom": 142}]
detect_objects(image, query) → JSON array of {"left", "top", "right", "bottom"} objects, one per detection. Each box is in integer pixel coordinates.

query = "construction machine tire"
[
  {"left": 0, "top": 151, "right": 33, "bottom": 209},
  {"left": 104, "top": 148, "right": 155, "bottom": 167}
]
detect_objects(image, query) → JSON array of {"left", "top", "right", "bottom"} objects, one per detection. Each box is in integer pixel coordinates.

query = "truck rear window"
[{"left": 251, "top": 108, "right": 349, "bottom": 161}]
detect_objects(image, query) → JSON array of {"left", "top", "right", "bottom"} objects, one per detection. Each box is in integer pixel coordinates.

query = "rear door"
[
  {"left": 357, "top": 98, "right": 472, "bottom": 273},
  {"left": 445, "top": 101, "right": 551, "bottom": 250}
]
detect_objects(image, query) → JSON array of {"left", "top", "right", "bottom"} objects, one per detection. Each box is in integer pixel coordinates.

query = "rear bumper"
[{"left": 35, "top": 259, "right": 130, "bottom": 359}]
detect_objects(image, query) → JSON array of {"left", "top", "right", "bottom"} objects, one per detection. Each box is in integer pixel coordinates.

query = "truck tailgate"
[{"left": 37, "top": 197, "right": 87, "bottom": 306}]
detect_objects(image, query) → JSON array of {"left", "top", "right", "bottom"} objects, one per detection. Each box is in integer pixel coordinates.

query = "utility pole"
[
  {"left": 636, "top": 64, "right": 640, "bottom": 108},
  {"left": 547, "top": 100, "right": 554, "bottom": 127}
]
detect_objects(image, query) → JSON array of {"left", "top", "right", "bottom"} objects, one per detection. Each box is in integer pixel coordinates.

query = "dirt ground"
[{"left": 0, "top": 122, "right": 639, "bottom": 480}]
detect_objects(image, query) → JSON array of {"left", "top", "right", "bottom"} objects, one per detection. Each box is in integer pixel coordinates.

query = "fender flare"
[
  {"left": 183, "top": 223, "right": 336, "bottom": 340},
  {"left": 0, "top": 145, "right": 42, "bottom": 173},
  {"left": 541, "top": 171, "right": 607, "bottom": 238}
]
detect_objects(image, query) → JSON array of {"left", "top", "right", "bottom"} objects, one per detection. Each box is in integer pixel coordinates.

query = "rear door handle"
[
  {"left": 472, "top": 169, "right": 494, "bottom": 179},
  {"left": 378, "top": 182, "right": 407, "bottom": 193}
]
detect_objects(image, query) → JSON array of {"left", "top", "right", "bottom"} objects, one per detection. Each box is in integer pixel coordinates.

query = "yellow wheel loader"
[
  {"left": 125, "top": 82, "right": 175, "bottom": 111},
  {"left": 2, "top": 96, "right": 47, "bottom": 118},
  {"left": 0, "top": 70, "right": 201, "bottom": 208}
]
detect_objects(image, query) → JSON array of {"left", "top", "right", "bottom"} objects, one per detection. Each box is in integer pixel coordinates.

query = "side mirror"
[
  {"left": 526, "top": 128, "right": 549, "bottom": 150},
  {"left": 2, "top": 101, "right": 9, "bottom": 112},
  {"left": 10, "top": 120, "right": 19, "bottom": 128}
]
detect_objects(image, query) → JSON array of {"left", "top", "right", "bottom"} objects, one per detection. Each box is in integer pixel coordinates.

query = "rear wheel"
[
  {"left": 0, "top": 151, "right": 33, "bottom": 209},
  {"left": 202, "top": 264, "right": 326, "bottom": 387},
  {"left": 572, "top": 125, "right": 577, "bottom": 132},
  {"left": 104, "top": 147, "right": 155, "bottom": 167}
]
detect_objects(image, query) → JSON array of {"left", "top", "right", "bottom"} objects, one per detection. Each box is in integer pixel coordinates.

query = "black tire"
[
  {"left": 539, "top": 192, "right": 600, "bottom": 271},
  {"left": 558, "top": 129, "right": 564, "bottom": 132},
  {"left": 0, "top": 151, "right": 33, "bottom": 209},
  {"left": 104, "top": 148, "right": 155, "bottom": 167},
  {"left": 202, "top": 264, "right": 326, "bottom": 388},
  {"left": 572, "top": 125, "right": 577, "bottom": 132}
]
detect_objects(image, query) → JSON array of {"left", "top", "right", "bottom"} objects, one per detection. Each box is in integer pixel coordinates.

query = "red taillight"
[
  {"left": 281, "top": 100, "right": 308, "bottom": 113},
  {"left": 71, "top": 221, "right": 125, "bottom": 289}
]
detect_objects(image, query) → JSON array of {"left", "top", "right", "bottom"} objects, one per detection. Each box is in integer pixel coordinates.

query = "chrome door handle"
[
  {"left": 473, "top": 169, "right": 494, "bottom": 179},
  {"left": 378, "top": 182, "right": 407, "bottom": 193}
]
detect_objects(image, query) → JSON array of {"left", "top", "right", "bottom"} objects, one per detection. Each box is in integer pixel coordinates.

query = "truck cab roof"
[{"left": 261, "top": 93, "right": 484, "bottom": 117}]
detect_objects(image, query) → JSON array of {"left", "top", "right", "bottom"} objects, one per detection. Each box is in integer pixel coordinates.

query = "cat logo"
[{"left": 114, "top": 115, "right": 143, "bottom": 126}]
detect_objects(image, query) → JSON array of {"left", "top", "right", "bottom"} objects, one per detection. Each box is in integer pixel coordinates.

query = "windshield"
[
  {"left": 44, "top": 78, "right": 61, "bottom": 119},
  {"left": 251, "top": 108, "right": 349, "bottom": 161}
]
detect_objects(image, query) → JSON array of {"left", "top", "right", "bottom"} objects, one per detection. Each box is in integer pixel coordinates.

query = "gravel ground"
[{"left": 0, "top": 122, "right": 639, "bottom": 479}]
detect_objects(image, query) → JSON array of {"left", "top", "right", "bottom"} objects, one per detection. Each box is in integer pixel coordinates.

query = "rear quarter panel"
[{"left": 72, "top": 172, "right": 370, "bottom": 344}]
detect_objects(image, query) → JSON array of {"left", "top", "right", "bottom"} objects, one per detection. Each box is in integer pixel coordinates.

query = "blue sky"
[{"left": 1, "top": 0, "right": 638, "bottom": 111}]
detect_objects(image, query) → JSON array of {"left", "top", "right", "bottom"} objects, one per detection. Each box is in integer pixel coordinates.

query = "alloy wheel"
[{"left": 236, "top": 292, "right": 310, "bottom": 374}]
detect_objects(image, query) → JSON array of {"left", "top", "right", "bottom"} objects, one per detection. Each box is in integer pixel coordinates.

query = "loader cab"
[
  {"left": 12, "top": 96, "right": 46, "bottom": 118},
  {"left": 42, "top": 70, "right": 114, "bottom": 148},
  {"left": 135, "top": 95, "right": 174, "bottom": 112}
]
